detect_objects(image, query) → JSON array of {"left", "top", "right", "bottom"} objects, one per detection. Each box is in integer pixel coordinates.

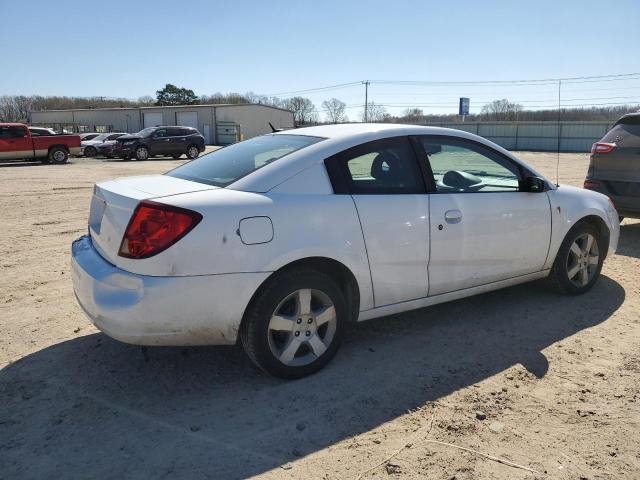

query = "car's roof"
[
  {"left": 230, "top": 123, "right": 551, "bottom": 193},
  {"left": 275, "top": 123, "right": 449, "bottom": 139},
  {"left": 615, "top": 112, "right": 640, "bottom": 125}
]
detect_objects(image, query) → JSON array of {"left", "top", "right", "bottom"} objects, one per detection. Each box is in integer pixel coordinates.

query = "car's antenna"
[{"left": 556, "top": 79, "right": 561, "bottom": 187}]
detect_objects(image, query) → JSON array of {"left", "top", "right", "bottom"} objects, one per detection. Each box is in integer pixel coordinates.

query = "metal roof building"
[{"left": 29, "top": 103, "right": 294, "bottom": 145}]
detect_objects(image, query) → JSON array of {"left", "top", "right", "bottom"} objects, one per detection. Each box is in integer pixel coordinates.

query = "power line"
[
  {"left": 369, "top": 72, "right": 640, "bottom": 87},
  {"left": 263, "top": 81, "right": 361, "bottom": 97}
]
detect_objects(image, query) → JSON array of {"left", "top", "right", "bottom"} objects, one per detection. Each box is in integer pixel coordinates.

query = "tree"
[
  {"left": 155, "top": 84, "right": 199, "bottom": 106},
  {"left": 480, "top": 99, "right": 523, "bottom": 121},
  {"left": 137, "top": 95, "right": 155, "bottom": 106},
  {"left": 401, "top": 108, "right": 424, "bottom": 124},
  {"left": 360, "top": 102, "right": 389, "bottom": 122},
  {"left": 322, "top": 98, "right": 347, "bottom": 123},
  {"left": 284, "top": 96, "right": 318, "bottom": 125}
]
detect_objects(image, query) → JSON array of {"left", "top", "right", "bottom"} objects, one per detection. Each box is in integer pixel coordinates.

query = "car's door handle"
[{"left": 444, "top": 209, "right": 463, "bottom": 224}]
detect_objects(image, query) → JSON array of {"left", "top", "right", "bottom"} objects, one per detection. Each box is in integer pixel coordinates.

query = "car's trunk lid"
[{"left": 89, "top": 175, "right": 217, "bottom": 264}]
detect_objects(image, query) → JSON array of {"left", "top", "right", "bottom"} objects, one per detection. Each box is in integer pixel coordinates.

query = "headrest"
[{"left": 370, "top": 152, "right": 399, "bottom": 180}]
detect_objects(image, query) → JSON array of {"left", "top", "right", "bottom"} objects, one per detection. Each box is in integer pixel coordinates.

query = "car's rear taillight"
[
  {"left": 583, "top": 179, "right": 601, "bottom": 190},
  {"left": 118, "top": 200, "right": 202, "bottom": 259},
  {"left": 591, "top": 142, "right": 616, "bottom": 154}
]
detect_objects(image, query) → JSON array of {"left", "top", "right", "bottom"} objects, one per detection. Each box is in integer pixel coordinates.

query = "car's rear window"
[
  {"left": 615, "top": 114, "right": 640, "bottom": 126},
  {"left": 166, "top": 134, "right": 324, "bottom": 187}
]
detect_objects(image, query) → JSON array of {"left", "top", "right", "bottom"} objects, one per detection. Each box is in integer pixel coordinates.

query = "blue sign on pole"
[{"left": 459, "top": 97, "right": 470, "bottom": 116}]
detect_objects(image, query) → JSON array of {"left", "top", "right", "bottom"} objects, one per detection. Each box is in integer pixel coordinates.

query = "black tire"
[
  {"left": 84, "top": 146, "right": 97, "bottom": 157},
  {"left": 547, "top": 222, "right": 604, "bottom": 295},
  {"left": 186, "top": 144, "right": 200, "bottom": 159},
  {"left": 240, "top": 269, "right": 347, "bottom": 379},
  {"left": 134, "top": 146, "right": 149, "bottom": 161},
  {"left": 172, "top": 154, "right": 182, "bottom": 159},
  {"left": 48, "top": 147, "right": 68, "bottom": 164}
]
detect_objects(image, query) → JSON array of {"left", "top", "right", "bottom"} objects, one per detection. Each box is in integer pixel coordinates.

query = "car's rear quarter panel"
[
  {"left": 114, "top": 188, "right": 375, "bottom": 311},
  {"left": 32, "top": 134, "right": 81, "bottom": 156}
]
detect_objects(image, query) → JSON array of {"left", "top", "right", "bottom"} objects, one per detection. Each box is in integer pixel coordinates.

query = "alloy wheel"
[
  {"left": 566, "top": 233, "right": 599, "bottom": 287},
  {"left": 267, "top": 288, "right": 337, "bottom": 367},
  {"left": 136, "top": 147, "right": 148, "bottom": 160},
  {"left": 53, "top": 150, "right": 66, "bottom": 162}
]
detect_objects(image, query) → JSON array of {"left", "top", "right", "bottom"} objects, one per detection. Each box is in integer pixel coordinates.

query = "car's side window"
[
  {"left": 154, "top": 129, "right": 167, "bottom": 138},
  {"left": 330, "top": 137, "right": 424, "bottom": 194},
  {"left": 419, "top": 137, "right": 521, "bottom": 193}
]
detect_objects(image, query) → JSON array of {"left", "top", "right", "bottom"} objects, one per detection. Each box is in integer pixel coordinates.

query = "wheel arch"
[
  {"left": 48, "top": 144, "right": 70, "bottom": 153},
  {"left": 240, "top": 256, "right": 361, "bottom": 337},
  {"left": 575, "top": 214, "right": 610, "bottom": 259}
]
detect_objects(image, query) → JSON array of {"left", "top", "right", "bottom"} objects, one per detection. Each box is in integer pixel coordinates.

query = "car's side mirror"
[{"left": 522, "top": 176, "right": 547, "bottom": 193}]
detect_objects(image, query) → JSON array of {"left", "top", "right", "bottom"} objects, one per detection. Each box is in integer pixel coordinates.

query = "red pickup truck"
[{"left": 0, "top": 123, "right": 81, "bottom": 164}]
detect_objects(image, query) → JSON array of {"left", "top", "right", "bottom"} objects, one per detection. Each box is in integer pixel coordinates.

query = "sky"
[{"left": 2, "top": 0, "right": 640, "bottom": 119}]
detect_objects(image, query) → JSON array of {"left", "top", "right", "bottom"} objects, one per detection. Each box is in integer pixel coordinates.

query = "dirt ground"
[{"left": 1, "top": 151, "right": 639, "bottom": 480}]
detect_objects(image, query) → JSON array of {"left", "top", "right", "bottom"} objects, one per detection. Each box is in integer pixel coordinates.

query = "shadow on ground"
[
  {"left": 617, "top": 221, "right": 640, "bottom": 259},
  {"left": 0, "top": 276, "right": 625, "bottom": 479},
  {"left": 0, "top": 161, "right": 67, "bottom": 168}
]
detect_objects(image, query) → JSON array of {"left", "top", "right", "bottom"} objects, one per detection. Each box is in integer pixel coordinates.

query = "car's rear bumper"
[
  {"left": 584, "top": 183, "right": 640, "bottom": 219},
  {"left": 71, "top": 235, "right": 270, "bottom": 346}
]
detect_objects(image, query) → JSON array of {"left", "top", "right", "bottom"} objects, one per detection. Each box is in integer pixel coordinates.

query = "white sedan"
[{"left": 71, "top": 124, "right": 620, "bottom": 378}]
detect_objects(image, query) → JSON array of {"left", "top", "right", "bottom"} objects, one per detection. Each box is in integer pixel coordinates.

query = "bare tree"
[
  {"left": 322, "top": 98, "right": 347, "bottom": 123},
  {"left": 137, "top": 95, "right": 155, "bottom": 106},
  {"left": 284, "top": 96, "right": 318, "bottom": 125},
  {"left": 400, "top": 107, "right": 424, "bottom": 124},
  {"left": 360, "top": 102, "right": 389, "bottom": 122},
  {"left": 480, "top": 99, "right": 523, "bottom": 121}
]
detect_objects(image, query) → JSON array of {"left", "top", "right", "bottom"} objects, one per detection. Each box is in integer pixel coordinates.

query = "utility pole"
[
  {"left": 556, "top": 79, "right": 562, "bottom": 186},
  {"left": 362, "top": 80, "right": 370, "bottom": 122}
]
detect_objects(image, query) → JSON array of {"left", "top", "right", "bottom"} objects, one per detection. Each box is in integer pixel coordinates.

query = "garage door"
[
  {"left": 176, "top": 111, "right": 198, "bottom": 131},
  {"left": 143, "top": 112, "right": 163, "bottom": 128}
]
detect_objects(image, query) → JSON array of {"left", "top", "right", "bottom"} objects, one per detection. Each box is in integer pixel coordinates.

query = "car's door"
[
  {"left": 169, "top": 127, "right": 188, "bottom": 154},
  {"left": 326, "top": 136, "right": 430, "bottom": 307},
  {"left": 148, "top": 128, "right": 169, "bottom": 155},
  {"left": 0, "top": 125, "right": 32, "bottom": 159},
  {"left": 415, "top": 136, "right": 552, "bottom": 296}
]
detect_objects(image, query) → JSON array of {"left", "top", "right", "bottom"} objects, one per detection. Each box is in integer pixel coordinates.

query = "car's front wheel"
[
  {"left": 547, "top": 222, "right": 604, "bottom": 295},
  {"left": 134, "top": 146, "right": 149, "bottom": 161},
  {"left": 240, "top": 269, "right": 347, "bottom": 379}
]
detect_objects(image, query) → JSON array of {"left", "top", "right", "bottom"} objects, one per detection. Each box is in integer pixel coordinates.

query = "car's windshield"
[
  {"left": 136, "top": 127, "right": 156, "bottom": 137},
  {"left": 166, "top": 134, "right": 324, "bottom": 187}
]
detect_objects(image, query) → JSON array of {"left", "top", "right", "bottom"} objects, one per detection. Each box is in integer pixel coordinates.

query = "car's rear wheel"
[
  {"left": 48, "top": 147, "right": 68, "bottom": 164},
  {"left": 547, "top": 222, "right": 604, "bottom": 295},
  {"left": 135, "top": 146, "right": 149, "bottom": 161},
  {"left": 84, "top": 146, "right": 97, "bottom": 157},
  {"left": 240, "top": 269, "right": 347, "bottom": 379},
  {"left": 186, "top": 145, "right": 199, "bottom": 159}
]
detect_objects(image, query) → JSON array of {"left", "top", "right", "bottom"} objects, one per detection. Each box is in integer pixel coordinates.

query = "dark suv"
[
  {"left": 584, "top": 112, "right": 640, "bottom": 221},
  {"left": 114, "top": 126, "right": 205, "bottom": 161}
]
